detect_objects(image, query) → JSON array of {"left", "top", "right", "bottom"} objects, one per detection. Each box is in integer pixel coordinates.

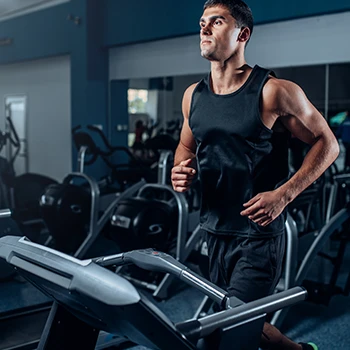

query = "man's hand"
[
  {"left": 171, "top": 158, "right": 196, "bottom": 193},
  {"left": 240, "top": 189, "right": 288, "bottom": 227}
]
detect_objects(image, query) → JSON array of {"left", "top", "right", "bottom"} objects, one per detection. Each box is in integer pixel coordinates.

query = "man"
[{"left": 171, "top": 1, "right": 339, "bottom": 349}]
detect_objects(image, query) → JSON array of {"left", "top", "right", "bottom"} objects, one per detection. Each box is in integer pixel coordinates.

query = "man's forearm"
[
  {"left": 174, "top": 141, "right": 196, "bottom": 166},
  {"left": 279, "top": 135, "right": 339, "bottom": 204}
]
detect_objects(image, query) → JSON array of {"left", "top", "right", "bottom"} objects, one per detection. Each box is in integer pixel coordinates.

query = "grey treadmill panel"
[
  {"left": 0, "top": 235, "right": 194, "bottom": 349},
  {"left": 0, "top": 236, "right": 140, "bottom": 306}
]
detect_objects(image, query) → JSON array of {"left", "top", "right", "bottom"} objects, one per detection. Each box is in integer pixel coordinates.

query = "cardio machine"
[
  {"left": 0, "top": 115, "right": 57, "bottom": 280},
  {"left": 0, "top": 235, "right": 307, "bottom": 350},
  {"left": 0, "top": 116, "right": 57, "bottom": 237},
  {"left": 270, "top": 169, "right": 350, "bottom": 327},
  {"left": 72, "top": 124, "right": 157, "bottom": 188},
  {"left": 108, "top": 150, "right": 203, "bottom": 300},
  {"left": 40, "top": 125, "right": 151, "bottom": 258}
]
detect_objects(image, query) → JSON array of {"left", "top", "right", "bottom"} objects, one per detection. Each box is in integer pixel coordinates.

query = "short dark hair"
[{"left": 203, "top": 0, "right": 254, "bottom": 37}]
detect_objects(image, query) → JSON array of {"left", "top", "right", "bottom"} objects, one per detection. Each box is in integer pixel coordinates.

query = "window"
[{"left": 128, "top": 89, "right": 148, "bottom": 114}]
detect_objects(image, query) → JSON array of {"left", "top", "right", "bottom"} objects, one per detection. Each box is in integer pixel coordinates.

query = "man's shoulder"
[
  {"left": 182, "top": 82, "right": 201, "bottom": 119},
  {"left": 185, "top": 82, "right": 200, "bottom": 95},
  {"left": 261, "top": 75, "right": 310, "bottom": 118},
  {"left": 263, "top": 76, "right": 302, "bottom": 99},
  {"left": 183, "top": 81, "right": 203, "bottom": 101}
]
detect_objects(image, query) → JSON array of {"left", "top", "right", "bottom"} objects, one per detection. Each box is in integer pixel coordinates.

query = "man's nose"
[{"left": 201, "top": 24, "right": 211, "bottom": 35}]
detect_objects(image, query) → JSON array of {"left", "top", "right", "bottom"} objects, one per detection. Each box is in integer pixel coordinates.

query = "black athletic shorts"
[{"left": 206, "top": 232, "right": 285, "bottom": 303}]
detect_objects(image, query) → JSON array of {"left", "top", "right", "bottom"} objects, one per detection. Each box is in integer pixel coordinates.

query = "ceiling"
[{"left": 0, "top": 0, "right": 69, "bottom": 21}]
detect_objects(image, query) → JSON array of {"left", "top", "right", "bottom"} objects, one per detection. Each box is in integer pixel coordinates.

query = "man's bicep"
[
  {"left": 179, "top": 117, "right": 197, "bottom": 152},
  {"left": 179, "top": 83, "right": 198, "bottom": 153},
  {"left": 277, "top": 81, "right": 331, "bottom": 145},
  {"left": 280, "top": 110, "right": 330, "bottom": 145}
]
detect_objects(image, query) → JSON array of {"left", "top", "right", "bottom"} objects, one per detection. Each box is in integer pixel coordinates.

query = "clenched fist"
[{"left": 171, "top": 158, "right": 196, "bottom": 193}]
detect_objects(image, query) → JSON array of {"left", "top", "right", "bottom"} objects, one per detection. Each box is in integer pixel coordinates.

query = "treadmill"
[{"left": 0, "top": 236, "right": 307, "bottom": 350}]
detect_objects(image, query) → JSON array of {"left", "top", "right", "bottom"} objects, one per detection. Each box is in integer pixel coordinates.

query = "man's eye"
[{"left": 214, "top": 21, "right": 222, "bottom": 25}]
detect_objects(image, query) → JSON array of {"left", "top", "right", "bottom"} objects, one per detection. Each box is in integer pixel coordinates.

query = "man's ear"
[{"left": 238, "top": 27, "right": 250, "bottom": 43}]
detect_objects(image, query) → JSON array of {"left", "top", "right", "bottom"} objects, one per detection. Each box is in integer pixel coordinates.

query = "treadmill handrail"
[
  {"left": 93, "top": 248, "right": 230, "bottom": 307},
  {"left": 176, "top": 286, "right": 307, "bottom": 340}
]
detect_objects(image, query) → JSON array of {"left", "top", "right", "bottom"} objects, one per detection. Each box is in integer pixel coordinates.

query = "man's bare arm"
[
  {"left": 241, "top": 78, "right": 339, "bottom": 226},
  {"left": 172, "top": 83, "right": 198, "bottom": 192},
  {"left": 273, "top": 79, "right": 339, "bottom": 203},
  {"left": 174, "top": 83, "right": 198, "bottom": 166}
]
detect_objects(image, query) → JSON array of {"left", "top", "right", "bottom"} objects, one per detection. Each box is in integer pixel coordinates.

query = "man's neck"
[{"left": 210, "top": 58, "right": 251, "bottom": 95}]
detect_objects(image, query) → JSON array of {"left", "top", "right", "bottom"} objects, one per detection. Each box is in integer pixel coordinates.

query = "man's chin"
[{"left": 201, "top": 50, "right": 212, "bottom": 59}]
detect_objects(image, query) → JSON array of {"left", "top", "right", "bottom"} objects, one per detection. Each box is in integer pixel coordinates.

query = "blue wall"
[
  {"left": 104, "top": 0, "right": 204, "bottom": 46},
  {"left": 70, "top": 0, "right": 109, "bottom": 179},
  {"left": 104, "top": 0, "right": 350, "bottom": 46},
  {"left": 249, "top": 0, "right": 350, "bottom": 24},
  {"left": 0, "top": 0, "right": 110, "bottom": 180},
  {"left": 0, "top": 3, "right": 71, "bottom": 64}
]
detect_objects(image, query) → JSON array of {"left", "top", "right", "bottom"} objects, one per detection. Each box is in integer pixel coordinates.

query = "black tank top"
[{"left": 189, "top": 65, "right": 290, "bottom": 237}]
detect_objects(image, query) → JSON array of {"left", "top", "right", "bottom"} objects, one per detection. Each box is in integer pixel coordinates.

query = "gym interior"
[{"left": 0, "top": 0, "right": 350, "bottom": 349}]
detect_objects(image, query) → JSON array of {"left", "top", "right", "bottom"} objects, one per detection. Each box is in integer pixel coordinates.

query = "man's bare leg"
[{"left": 260, "top": 322, "right": 302, "bottom": 350}]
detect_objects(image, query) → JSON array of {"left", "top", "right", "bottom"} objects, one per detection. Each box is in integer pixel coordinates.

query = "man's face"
[{"left": 199, "top": 6, "right": 242, "bottom": 61}]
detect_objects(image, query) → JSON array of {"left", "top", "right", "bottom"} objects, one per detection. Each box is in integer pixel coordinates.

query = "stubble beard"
[
  {"left": 200, "top": 47, "right": 215, "bottom": 60},
  {"left": 201, "top": 49, "right": 210, "bottom": 59}
]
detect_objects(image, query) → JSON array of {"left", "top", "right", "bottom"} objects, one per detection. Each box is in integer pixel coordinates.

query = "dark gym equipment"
[
  {"left": 40, "top": 172, "right": 145, "bottom": 258},
  {"left": 40, "top": 148, "right": 202, "bottom": 300},
  {"left": 300, "top": 173, "right": 350, "bottom": 306},
  {"left": 72, "top": 124, "right": 157, "bottom": 189},
  {"left": 109, "top": 196, "right": 177, "bottom": 253},
  {"left": 108, "top": 150, "right": 202, "bottom": 300},
  {"left": 108, "top": 152, "right": 180, "bottom": 254},
  {"left": 133, "top": 119, "right": 181, "bottom": 165},
  {"left": 0, "top": 116, "right": 57, "bottom": 239},
  {"left": 270, "top": 171, "right": 350, "bottom": 327},
  {"left": 40, "top": 124, "right": 152, "bottom": 257},
  {"left": 0, "top": 235, "right": 307, "bottom": 350},
  {"left": 40, "top": 182, "right": 92, "bottom": 254}
]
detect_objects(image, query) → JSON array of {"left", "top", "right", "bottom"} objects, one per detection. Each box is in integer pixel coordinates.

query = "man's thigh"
[{"left": 206, "top": 232, "right": 285, "bottom": 303}]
